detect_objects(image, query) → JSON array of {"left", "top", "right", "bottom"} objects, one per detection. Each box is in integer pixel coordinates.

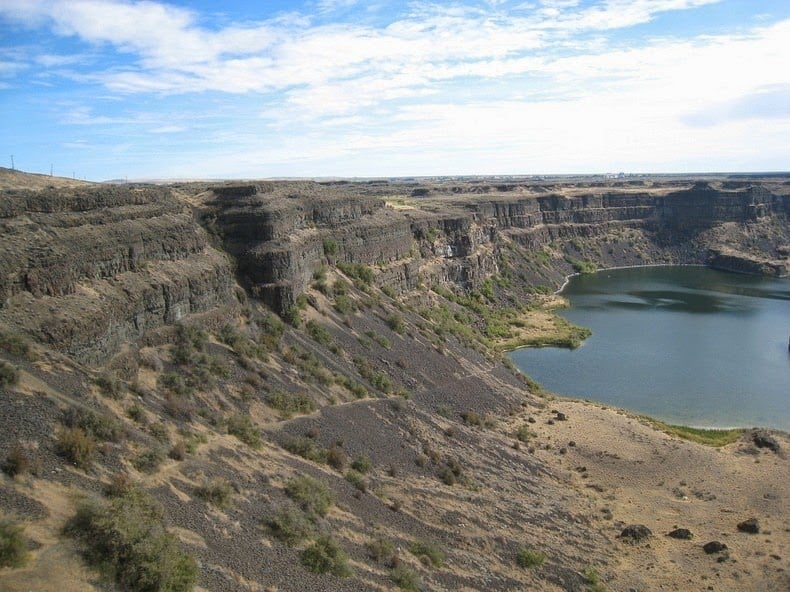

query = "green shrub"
[
  {"left": 63, "top": 406, "right": 123, "bottom": 443},
  {"left": 515, "top": 425, "right": 534, "bottom": 442},
  {"left": 344, "top": 469, "right": 367, "bottom": 492},
  {"left": 351, "top": 453, "right": 372, "bottom": 474},
  {"left": 226, "top": 415, "right": 262, "bottom": 449},
  {"left": 285, "top": 475, "right": 333, "bottom": 519},
  {"left": 132, "top": 447, "right": 166, "bottom": 474},
  {"left": 57, "top": 427, "right": 96, "bottom": 469},
  {"left": 3, "top": 444, "right": 31, "bottom": 477},
  {"left": 366, "top": 536, "right": 394, "bottom": 563},
  {"left": 323, "top": 239, "right": 338, "bottom": 257},
  {"left": 409, "top": 540, "right": 445, "bottom": 568},
  {"left": 306, "top": 320, "right": 333, "bottom": 346},
  {"left": 390, "top": 563, "right": 421, "bottom": 591},
  {"left": 282, "top": 436, "right": 328, "bottom": 464},
  {"left": 266, "top": 390, "right": 315, "bottom": 418},
  {"left": 0, "top": 518, "right": 29, "bottom": 568},
  {"left": 96, "top": 373, "right": 123, "bottom": 399},
  {"left": 0, "top": 361, "right": 19, "bottom": 389},
  {"left": 0, "top": 331, "right": 32, "bottom": 359},
  {"left": 516, "top": 546, "right": 546, "bottom": 569},
  {"left": 195, "top": 477, "right": 233, "bottom": 509},
  {"left": 326, "top": 445, "right": 348, "bottom": 471},
  {"left": 63, "top": 488, "right": 198, "bottom": 592},
  {"left": 268, "top": 505, "right": 315, "bottom": 546},
  {"left": 301, "top": 536, "right": 352, "bottom": 577},
  {"left": 386, "top": 313, "right": 405, "bottom": 334}
]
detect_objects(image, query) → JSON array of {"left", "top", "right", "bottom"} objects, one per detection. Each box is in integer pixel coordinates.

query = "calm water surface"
[{"left": 508, "top": 266, "right": 790, "bottom": 430}]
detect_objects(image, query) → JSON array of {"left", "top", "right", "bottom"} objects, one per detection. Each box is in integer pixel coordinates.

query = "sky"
[{"left": 1, "top": 0, "right": 788, "bottom": 181}]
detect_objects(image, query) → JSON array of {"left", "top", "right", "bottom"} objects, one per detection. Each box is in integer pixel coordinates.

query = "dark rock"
[
  {"left": 703, "top": 541, "right": 728, "bottom": 554},
  {"left": 568, "top": 440, "right": 576, "bottom": 447},
  {"left": 619, "top": 524, "right": 652, "bottom": 543},
  {"left": 527, "top": 417, "right": 536, "bottom": 424},
  {"left": 555, "top": 412, "right": 568, "bottom": 421},
  {"left": 751, "top": 430, "right": 780, "bottom": 453},
  {"left": 737, "top": 517, "right": 760, "bottom": 534},
  {"left": 667, "top": 528, "right": 693, "bottom": 540}
]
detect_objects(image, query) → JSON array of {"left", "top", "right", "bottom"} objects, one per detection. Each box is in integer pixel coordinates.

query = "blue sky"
[{"left": 1, "top": 0, "right": 788, "bottom": 181}]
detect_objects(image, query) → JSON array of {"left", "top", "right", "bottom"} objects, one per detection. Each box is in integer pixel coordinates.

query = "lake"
[{"left": 508, "top": 266, "right": 790, "bottom": 431}]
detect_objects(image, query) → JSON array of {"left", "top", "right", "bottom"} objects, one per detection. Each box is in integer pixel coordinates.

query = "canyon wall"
[{"left": 1, "top": 177, "right": 787, "bottom": 364}]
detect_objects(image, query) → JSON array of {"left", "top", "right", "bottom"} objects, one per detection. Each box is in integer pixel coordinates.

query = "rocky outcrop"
[
  {"left": 0, "top": 185, "right": 235, "bottom": 364},
  {"left": 206, "top": 178, "right": 789, "bottom": 314}
]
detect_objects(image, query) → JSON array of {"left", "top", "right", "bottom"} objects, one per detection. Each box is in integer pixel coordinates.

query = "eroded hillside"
[{"left": 0, "top": 173, "right": 788, "bottom": 592}]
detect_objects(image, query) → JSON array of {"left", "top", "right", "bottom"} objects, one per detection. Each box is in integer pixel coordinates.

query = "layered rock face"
[
  {"left": 0, "top": 185, "right": 235, "bottom": 364},
  {"left": 207, "top": 179, "right": 789, "bottom": 315}
]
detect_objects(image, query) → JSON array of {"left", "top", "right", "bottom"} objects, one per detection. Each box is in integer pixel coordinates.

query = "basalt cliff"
[{"left": 0, "top": 169, "right": 788, "bottom": 592}]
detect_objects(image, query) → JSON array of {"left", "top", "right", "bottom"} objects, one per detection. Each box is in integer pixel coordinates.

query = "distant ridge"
[{"left": 0, "top": 167, "right": 92, "bottom": 191}]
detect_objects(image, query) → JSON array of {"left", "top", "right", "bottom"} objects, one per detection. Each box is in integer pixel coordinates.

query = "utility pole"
[
  {"left": 50, "top": 164, "right": 53, "bottom": 177},
  {"left": 10, "top": 155, "right": 14, "bottom": 170}
]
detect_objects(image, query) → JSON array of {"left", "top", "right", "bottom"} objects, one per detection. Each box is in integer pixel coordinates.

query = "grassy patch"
[
  {"left": 195, "top": 477, "right": 234, "bottom": 509},
  {"left": 0, "top": 518, "right": 29, "bottom": 568},
  {"left": 646, "top": 419, "right": 744, "bottom": 447},
  {"left": 390, "top": 563, "right": 422, "bottom": 591}
]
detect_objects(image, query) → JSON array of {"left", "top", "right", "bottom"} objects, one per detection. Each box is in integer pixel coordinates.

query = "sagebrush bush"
[
  {"left": 195, "top": 477, "right": 234, "bottom": 509},
  {"left": 267, "top": 505, "right": 314, "bottom": 546},
  {"left": 3, "top": 444, "right": 31, "bottom": 477},
  {"left": 57, "top": 427, "right": 96, "bottom": 469},
  {"left": 409, "top": 540, "right": 445, "bottom": 568},
  {"left": 132, "top": 447, "right": 166, "bottom": 474},
  {"left": 301, "top": 536, "right": 352, "bottom": 577},
  {"left": 390, "top": 563, "right": 421, "bottom": 591},
  {"left": 285, "top": 475, "right": 333, "bottom": 519},
  {"left": 0, "top": 361, "right": 19, "bottom": 389},
  {"left": 0, "top": 518, "right": 29, "bottom": 568},
  {"left": 516, "top": 546, "right": 546, "bottom": 569},
  {"left": 63, "top": 488, "right": 198, "bottom": 592},
  {"left": 226, "top": 415, "right": 262, "bottom": 449}
]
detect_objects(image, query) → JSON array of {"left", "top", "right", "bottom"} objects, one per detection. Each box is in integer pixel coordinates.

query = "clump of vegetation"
[
  {"left": 266, "top": 390, "right": 315, "bottom": 418},
  {"left": 386, "top": 312, "right": 405, "bottom": 334},
  {"left": 515, "top": 424, "right": 534, "bottom": 442},
  {"left": 390, "top": 563, "right": 422, "bottom": 591},
  {"left": 516, "top": 546, "right": 546, "bottom": 569},
  {"left": 366, "top": 536, "right": 394, "bottom": 563},
  {"left": 344, "top": 469, "right": 367, "bottom": 492},
  {"left": 323, "top": 238, "right": 338, "bottom": 257},
  {"left": 172, "top": 324, "right": 208, "bottom": 365},
  {"left": 306, "top": 320, "right": 334, "bottom": 347},
  {"left": 301, "top": 536, "right": 352, "bottom": 577},
  {"left": 195, "top": 477, "right": 234, "bottom": 509},
  {"left": 408, "top": 540, "right": 445, "bottom": 568},
  {"left": 226, "top": 414, "right": 262, "bottom": 449},
  {"left": 0, "top": 361, "right": 19, "bottom": 389},
  {"left": 0, "top": 518, "right": 29, "bottom": 568},
  {"left": 582, "top": 566, "right": 607, "bottom": 592},
  {"left": 63, "top": 487, "right": 198, "bottom": 592},
  {"left": 646, "top": 419, "right": 744, "bottom": 447},
  {"left": 326, "top": 445, "right": 348, "bottom": 471},
  {"left": 337, "top": 262, "right": 374, "bottom": 287},
  {"left": 63, "top": 406, "right": 123, "bottom": 443},
  {"left": 282, "top": 436, "right": 328, "bottom": 464},
  {"left": 131, "top": 447, "right": 167, "bottom": 474},
  {"left": 2, "top": 444, "right": 32, "bottom": 477},
  {"left": 267, "top": 505, "right": 315, "bottom": 546},
  {"left": 0, "top": 331, "right": 33, "bottom": 359},
  {"left": 351, "top": 452, "right": 372, "bottom": 474},
  {"left": 96, "top": 373, "right": 123, "bottom": 399},
  {"left": 57, "top": 426, "right": 96, "bottom": 469},
  {"left": 285, "top": 475, "right": 334, "bottom": 519}
]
